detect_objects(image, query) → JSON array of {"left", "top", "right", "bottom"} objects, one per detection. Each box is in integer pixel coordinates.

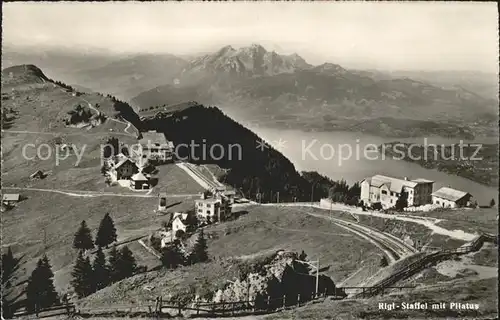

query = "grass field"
[
  {"left": 2, "top": 190, "right": 195, "bottom": 295},
  {"left": 75, "top": 204, "right": 381, "bottom": 309},
  {"left": 406, "top": 207, "right": 498, "bottom": 235}
]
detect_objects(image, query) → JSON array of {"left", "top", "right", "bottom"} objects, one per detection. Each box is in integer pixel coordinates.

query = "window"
[
  {"left": 381, "top": 190, "right": 387, "bottom": 195},
  {"left": 436, "top": 200, "right": 440, "bottom": 205},
  {"left": 206, "top": 210, "right": 211, "bottom": 215},
  {"left": 198, "top": 209, "right": 202, "bottom": 213}
]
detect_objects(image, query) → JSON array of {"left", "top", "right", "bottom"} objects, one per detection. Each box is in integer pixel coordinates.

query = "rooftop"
[
  {"left": 412, "top": 178, "right": 434, "bottom": 183},
  {"left": 364, "top": 175, "right": 434, "bottom": 193},
  {"left": 432, "top": 187, "right": 471, "bottom": 202},
  {"left": 139, "top": 131, "right": 170, "bottom": 146},
  {"left": 112, "top": 157, "right": 137, "bottom": 170},
  {"left": 131, "top": 172, "right": 148, "bottom": 181},
  {"left": 2, "top": 194, "right": 20, "bottom": 201},
  {"left": 173, "top": 212, "right": 189, "bottom": 221}
]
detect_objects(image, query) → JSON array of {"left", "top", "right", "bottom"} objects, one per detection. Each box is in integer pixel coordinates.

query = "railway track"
[{"left": 284, "top": 206, "right": 417, "bottom": 263}]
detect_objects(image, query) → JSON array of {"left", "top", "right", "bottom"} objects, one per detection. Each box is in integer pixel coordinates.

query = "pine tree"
[
  {"left": 108, "top": 246, "right": 121, "bottom": 283},
  {"left": 117, "top": 246, "right": 137, "bottom": 279},
  {"left": 92, "top": 247, "right": 110, "bottom": 291},
  {"left": 71, "top": 251, "right": 94, "bottom": 298},
  {"left": 73, "top": 220, "right": 94, "bottom": 251},
  {"left": 161, "top": 240, "right": 184, "bottom": 269},
  {"left": 298, "top": 250, "right": 307, "bottom": 261},
  {"left": 2, "top": 247, "right": 19, "bottom": 318},
  {"left": 395, "top": 192, "right": 409, "bottom": 211},
  {"left": 95, "top": 213, "right": 117, "bottom": 248},
  {"left": 297, "top": 250, "right": 311, "bottom": 273},
  {"left": 2, "top": 247, "right": 16, "bottom": 285},
  {"left": 26, "top": 255, "right": 59, "bottom": 313},
  {"left": 190, "top": 229, "right": 208, "bottom": 264}
]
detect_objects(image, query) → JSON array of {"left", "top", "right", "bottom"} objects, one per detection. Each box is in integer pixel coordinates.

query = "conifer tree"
[
  {"left": 161, "top": 240, "right": 184, "bottom": 269},
  {"left": 71, "top": 251, "right": 94, "bottom": 298},
  {"left": 2, "top": 247, "right": 16, "bottom": 285},
  {"left": 108, "top": 246, "right": 121, "bottom": 283},
  {"left": 92, "top": 247, "right": 110, "bottom": 291},
  {"left": 117, "top": 246, "right": 137, "bottom": 279},
  {"left": 2, "top": 247, "right": 19, "bottom": 318},
  {"left": 73, "top": 220, "right": 94, "bottom": 251},
  {"left": 95, "top": 213, "right": 117, "bottom": 248},
  {"left": 26, "top": 255, "right": 59, "bottom": 313},
  {"left": 190, "top": 229, "right": 208, "bottom": 264}
]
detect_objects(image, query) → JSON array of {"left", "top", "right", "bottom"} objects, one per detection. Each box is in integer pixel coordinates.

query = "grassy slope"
[
  {"left": 77, "top": 205, "right": 380, "bottom": 308},
  {"left": 1, "top": 66, "right": 206, "bottom": 302},
  {"left": 2, "top": 191, "right": 195, "bottom": 293}
]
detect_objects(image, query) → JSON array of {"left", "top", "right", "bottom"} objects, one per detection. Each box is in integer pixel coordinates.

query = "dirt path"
[{"left": 2, "top": 186, "right": 198, "bottom": 198}]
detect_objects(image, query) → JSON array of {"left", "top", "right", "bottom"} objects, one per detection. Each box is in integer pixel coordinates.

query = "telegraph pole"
[
  {"left": 315, "top": 259, "right": 319, "bottom": 297},
  {"left": 296, "top": 258, "right": 320, "bottom": 298}
]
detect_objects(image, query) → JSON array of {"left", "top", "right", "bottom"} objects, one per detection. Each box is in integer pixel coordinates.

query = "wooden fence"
[{"left": 353, "top": 232, "right": 497, "bottom": 299}]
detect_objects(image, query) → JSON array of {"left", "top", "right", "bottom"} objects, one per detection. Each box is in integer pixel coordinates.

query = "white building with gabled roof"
[{"left": 360, "top": 175, "right": 434, "bottom": 209}]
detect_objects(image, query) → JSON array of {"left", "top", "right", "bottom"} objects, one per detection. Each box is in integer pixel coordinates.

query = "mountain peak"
[
  {"left": 314, "top": 62, "right": 347, "bottom": 74},
  {"left": 216, "top": 45, "right": 236, "bottom": 56},
  {"left": 2, "top": 64, "right": 49, "bottom": 85},
  {"left": 249, "top": 43, "right": 267, "bottom": 52}
]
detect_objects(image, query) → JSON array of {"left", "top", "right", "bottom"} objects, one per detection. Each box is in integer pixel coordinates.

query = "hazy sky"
[{"left": 3, "top": 2, "right": 498, "bottom": 72}]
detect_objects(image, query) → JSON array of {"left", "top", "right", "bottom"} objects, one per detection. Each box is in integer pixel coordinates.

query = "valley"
[{"left": 1, "top": 48, "right": 498, "bottom": 320}]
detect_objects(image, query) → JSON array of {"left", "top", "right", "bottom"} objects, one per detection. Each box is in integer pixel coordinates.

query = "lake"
[{"left": 250, "top": 126, "right": 498, "bottom": 205}]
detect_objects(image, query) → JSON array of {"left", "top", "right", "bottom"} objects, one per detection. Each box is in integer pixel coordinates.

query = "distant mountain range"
[{"left": 3, "top": 44, "right": 497, "bottom": 138}]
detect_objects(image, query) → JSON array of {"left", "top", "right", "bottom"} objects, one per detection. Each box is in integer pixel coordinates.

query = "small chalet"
[
  {"left": 2, "top": 194, "right": 20, "bottom": 206},
  {"left": 130, "top": 172, "right": 149, "bottom": 190},
  {"left": 111, "top": 157, "right": 138, "bottom": 180},
  {"left": 432, "top": 187, "right": 472, "bottom": 208},
  {"left": 171, "top": 212, "right": 189, "bottom": 235}
]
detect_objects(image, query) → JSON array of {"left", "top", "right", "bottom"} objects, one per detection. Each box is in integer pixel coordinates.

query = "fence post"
[
  {"left": 221, "top": 301, "right": 225, "bottom": 315},
  {"left": 267, "top": 296, "right": 270, "bottom": 310},
  {"left": 159, "top": 297, "right": 163, "bottom": 316},
  {"left": 297, "top": 293, "right": 301, "bottom": 307},
  {"left": 178, "top": 301, "right": 182, "bottom": 316},
  {"left": 196, "top": 303, "right": 200, "bottom": 315},
  {"left": 282, "top": 295, "right": 286, "bottom": 310},
  {"left": 231, "top": 302, "right": 235, "bottom": 315},
  {"left": 362, "top": 287, "right": 365, "bottom": 298}
]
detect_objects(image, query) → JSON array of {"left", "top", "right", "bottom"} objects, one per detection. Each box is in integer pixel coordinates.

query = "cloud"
[{"left": 2, "top": 2, "right": 497, "bottom": 71}]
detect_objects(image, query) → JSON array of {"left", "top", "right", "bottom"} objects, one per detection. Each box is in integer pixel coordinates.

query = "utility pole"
[{"left": 296, "top": 259, "right": 320, "bottom": 298}]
